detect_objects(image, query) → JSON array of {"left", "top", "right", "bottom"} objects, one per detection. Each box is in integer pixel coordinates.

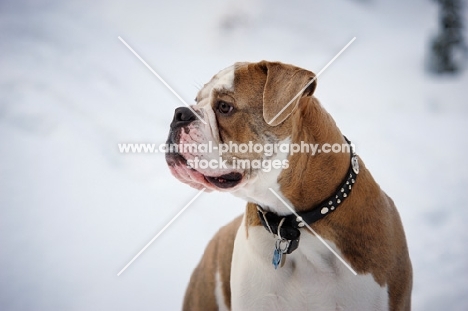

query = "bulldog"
[{"left": 165, "top": 61, "right": 412, "bottom": 310}]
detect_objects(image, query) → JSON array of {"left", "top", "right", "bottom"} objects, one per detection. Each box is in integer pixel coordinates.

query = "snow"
[{"left": 1, "top": 0, "right": 467, "bottom": 310}]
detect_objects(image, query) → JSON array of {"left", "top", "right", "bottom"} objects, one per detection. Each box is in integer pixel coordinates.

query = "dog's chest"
[{"left": 230, "top": 220, "right": 389, "bottom": 311}]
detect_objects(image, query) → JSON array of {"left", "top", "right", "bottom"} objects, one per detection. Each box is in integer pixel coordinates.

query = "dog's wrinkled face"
[{"left": 166, "top": 61, "right": 316, "bottom": 199}]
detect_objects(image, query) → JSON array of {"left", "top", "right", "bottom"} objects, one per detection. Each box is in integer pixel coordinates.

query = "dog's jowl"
[{"left": 166, "top": 61, "right": 412, "bottom": 311}]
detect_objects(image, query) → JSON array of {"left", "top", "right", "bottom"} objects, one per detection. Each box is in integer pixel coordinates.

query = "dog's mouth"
[
  {"left": 204, "top": 172, "right": 243, "bottom": 189},
  {"left": 166, "top": 152, "right": 243, "bottom": 190}
]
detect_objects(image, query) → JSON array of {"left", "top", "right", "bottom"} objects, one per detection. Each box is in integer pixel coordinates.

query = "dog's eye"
[{"left": 217, "top": 101, "right": 234, "bottom": 114}]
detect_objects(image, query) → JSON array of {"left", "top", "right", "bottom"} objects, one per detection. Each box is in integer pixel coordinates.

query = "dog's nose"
[{"left": 171, "top": 107, "right": 197, "bottom": 129}]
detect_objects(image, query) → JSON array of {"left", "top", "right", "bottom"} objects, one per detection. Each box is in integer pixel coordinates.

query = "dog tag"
[
  {"left": 272, "top": 238, "right": 290, "bottom": 269},
  {"left": 272, "top": 248, "right": 282, "bottom": 269}
]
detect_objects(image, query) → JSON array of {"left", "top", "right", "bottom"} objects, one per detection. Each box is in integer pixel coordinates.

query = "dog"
[{"left": 165, "top": 61, "right": 412, "bottom": 310}]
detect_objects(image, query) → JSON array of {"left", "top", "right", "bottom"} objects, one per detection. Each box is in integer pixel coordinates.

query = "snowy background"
[{"left": 1, "top": 0, "right": 467, "bottom": 310}]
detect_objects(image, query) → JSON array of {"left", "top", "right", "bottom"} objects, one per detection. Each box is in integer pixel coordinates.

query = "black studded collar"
[{"left": 256, "top": 137, "right": 359, "bottom": 255}]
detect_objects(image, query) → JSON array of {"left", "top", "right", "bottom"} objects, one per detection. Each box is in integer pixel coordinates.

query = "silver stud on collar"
[
  {"left": 296, "top": 216, "right": 305, "bottom": 227},
  {"left": 321, "top": 207, "right": 329, "bottom": 214},
  {"left": 352, "top": 156, "right": 359, "bottom": 174}
]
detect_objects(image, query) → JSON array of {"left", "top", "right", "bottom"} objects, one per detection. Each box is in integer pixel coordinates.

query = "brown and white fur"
[{"left": 165, "top": 61, "right": 412, "bottom": 310}]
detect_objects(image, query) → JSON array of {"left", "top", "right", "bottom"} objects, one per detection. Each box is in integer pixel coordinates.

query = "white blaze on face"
[
  {"left": 195, "top": 64, "right": 236, "bottom": 141},
  {"left": 212, "top": 65, "right": 236, "bottom": 91},
  {"left": 197, "top": 65, "right": 234, "bottom": 146}
]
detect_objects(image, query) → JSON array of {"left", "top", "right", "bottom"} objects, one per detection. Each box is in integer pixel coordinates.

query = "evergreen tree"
[{"left": 428, "top": 0, "right": 466, "bottom": 74}]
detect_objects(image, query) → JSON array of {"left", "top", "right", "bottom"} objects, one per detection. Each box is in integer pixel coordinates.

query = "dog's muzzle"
[{"left": 165, "top": 106, "right": 244, "bottom": 190}]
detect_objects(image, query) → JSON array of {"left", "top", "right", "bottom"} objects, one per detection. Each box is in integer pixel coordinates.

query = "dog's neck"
[
  {"left": 276, "top": 97, "right": 352, "bottom": 213},
  {"left": 257, "top": 135, "right": 358, "bottom": 224}
]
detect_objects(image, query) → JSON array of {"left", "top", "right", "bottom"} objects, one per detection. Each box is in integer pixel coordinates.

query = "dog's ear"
[{"left": 259, "top": 61, "right": 317, "bottom": 126}]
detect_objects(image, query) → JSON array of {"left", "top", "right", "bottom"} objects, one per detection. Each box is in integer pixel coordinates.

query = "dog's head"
[{"left": 166, "top": 61, "right": 324, "bottom": 207}]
